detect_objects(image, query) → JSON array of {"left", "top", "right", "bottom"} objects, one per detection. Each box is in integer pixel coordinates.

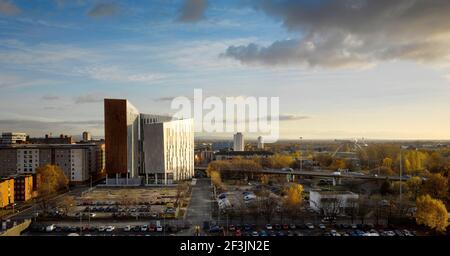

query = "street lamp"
[
  {"left": 399, "top": 147, "right": 403, "bottom": 201},
  {"left": 299, "top": 137, "right": 303, "bottom": 172}
]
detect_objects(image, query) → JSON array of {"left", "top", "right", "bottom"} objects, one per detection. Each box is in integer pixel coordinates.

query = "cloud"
[
  {"left": 87, "top": 2, "right": 118, "bottom": 17},
  {"left": 178, "top": 0, "right": 208, "bottom": 23},
  {"left": 74, "top": 93, "right": 104, "bottom": 104},
  {"left": 0, "top": 0, "right": 21, "bottom": 16},
  {"left": 42, "top": 95, "right": 60, "bottom": 101},
  {"left": 278, "top": 114, "right": 310, "bottom": 121},
  {"left": 73, "top": 66, "right": 165, "bottom": 83},
  {"left": 224, "top": 0, "right": 450, "bottom": 69}
]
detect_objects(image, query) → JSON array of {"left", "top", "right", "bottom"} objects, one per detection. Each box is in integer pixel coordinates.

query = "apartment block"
[{"left": 0, "top": 178, "right": 14, "bottom": 208}]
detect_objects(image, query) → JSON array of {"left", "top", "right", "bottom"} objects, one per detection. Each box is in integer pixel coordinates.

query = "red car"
[
  {"left": 235, "top": 230, "right": 242, "bottom": 236},
  {"left": 282, "top": 224, "right": 289, "bottom": 230},
  {"left": 148, "top": 225, "right": 156, "bottom": 232}
]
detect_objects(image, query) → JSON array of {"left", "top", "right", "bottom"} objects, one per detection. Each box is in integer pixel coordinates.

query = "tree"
[
  {"left": 36, "top": 164, "right": 69, "bottom": 212},
  {"left": 59, "top": 196, "right": 76, "bottom": 216},
  {"left": 284, "top": 184, "right": 304, "bottom": 208},
  {"left": 317, "top": 197, "right": 343, "bottom": 224},
  {"left": 422, "top": 173, "right": 448, "bottom": 201},
  {"left": 258, "top": 190, "right": 278, "bottom": 223},
  {"left": 406, "top": 176, "right": 423, "bottom": 201},
  {"left": 380, "top": 179, "right": 392, "bottom": 195},
  {"left": 415, "top": 195, "right": 449, "bottom": 233}
]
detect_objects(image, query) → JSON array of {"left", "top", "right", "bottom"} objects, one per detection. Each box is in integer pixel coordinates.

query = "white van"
[
  {"left": 46, "top": 224, "right": 56, "bottom": 232},
  {"left": 156, "top": 221, "right": 163, "bottom": 232}
]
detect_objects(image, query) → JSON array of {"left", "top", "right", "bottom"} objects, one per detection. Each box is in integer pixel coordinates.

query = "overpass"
[{"left": 195, "top": 166, "right": 408, "bottom": 182}]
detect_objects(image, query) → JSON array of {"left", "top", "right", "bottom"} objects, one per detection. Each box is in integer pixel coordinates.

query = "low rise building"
[
  {"left": 13, "top": 175, "right": 33, "bottom": 202},
  {"left": 0, "top": 178, "right": 14, "bottom": 208},
  {"left": 214, "top": 150, "right": 274, "bottom": 161},
  {"left": 309, "top": 190, "right": 359, "bottom": 215}
]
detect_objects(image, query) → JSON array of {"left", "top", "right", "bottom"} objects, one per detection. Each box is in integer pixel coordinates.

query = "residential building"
[
  {"left": 211, "top": 141, "right": 233, "bottom": 151},
  {"left": 13, "top": 175, "right": 33, "bottom": 202},
  {"left": 233, "top": 132, "right": 244, "bottom": 151},
  {"left": 257, "top": 136, "right": 264, "bottom": 150},
  {"left": 82, "top": 131, "right": 92, "bottom": 142},
  {"left": 0, "top": 143, "right": 105, "bottom": 183},
  {"left": 28, "top": 134, "right": 75, "bottom": 144},
  {"left": 1, "top": 133, "right": 27, "bottom": 145},
  {"left": 0, "top": 178, "right": 14, "bottom": 208}
]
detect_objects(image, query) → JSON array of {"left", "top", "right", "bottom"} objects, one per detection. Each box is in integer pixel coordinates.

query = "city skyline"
[{"left": 1, "top": 0, "right": 450, "bottom": 140}]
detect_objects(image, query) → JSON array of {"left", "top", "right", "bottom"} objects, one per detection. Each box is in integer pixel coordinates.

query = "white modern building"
[
  {"left": 257, "top": 136, "right": 264, "bottom": 149},
  {"left": 141, "top": 118, "right": 194, "bottom": 184},
  {"left": 233, "top": 132, "right": 244, "bottom": 151},
  {"left": 309, "top": 190, "right": 359, "bottom": 215}
]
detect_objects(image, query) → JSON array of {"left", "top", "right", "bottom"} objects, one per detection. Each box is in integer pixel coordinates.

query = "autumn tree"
[
  {"left": 415, "top": 195, "right": 449, "bottom": 233},
  {"left": 284, "top": 184, "right": 304, "bottom": 208},
  {"left": 267, "top": 154, "right": 295, "bottom": 169},
  {"left": 257, "top": 190, "right": 278, "bottom": 223},
  {"left": 36, "top": 164, "right": 69, "bottom": 211},
  {"left": 58, "top": 196, "right": 76, "bottom": 216},
  {"left": 422, "top": 173, "right": 448, "bottom": 201},
  {"left": 406, "top": 176, "right": 423, "bottom": 201}
]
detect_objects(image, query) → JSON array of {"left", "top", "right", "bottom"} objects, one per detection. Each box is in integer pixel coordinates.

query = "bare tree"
[{"left": 317, "top": 197, "right": 344, "bottom": 224}]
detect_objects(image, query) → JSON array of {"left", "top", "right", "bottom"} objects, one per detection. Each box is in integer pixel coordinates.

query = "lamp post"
[
  {"left": 299, "top": 137, "right": 303, "bottom": 172},
  {"left": 399, "top": 147, "right": 403, "bottom": 202}
]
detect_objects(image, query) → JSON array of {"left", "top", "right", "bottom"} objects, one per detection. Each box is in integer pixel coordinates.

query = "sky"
[{"left": 0, "top": 0, "right": 450, "bottom": 140}]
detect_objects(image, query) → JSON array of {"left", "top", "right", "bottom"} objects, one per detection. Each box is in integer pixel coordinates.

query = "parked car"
[
  {"left": 141, "top": 225, "right": 148, "bottom": 232},
  {"left": 289, "top": 224, "right": 296, "bottom": 229},
  {"left": 251, "top": 231, "right": 259, "bottom": 236},
  {"left": 306, "top": 223, "right": 314, "bottom": 229},
  {"left": 319, "top": 224, "right": 326, "bottom": 230},
  {"left": 98, "top": 226, "right": 106, "bottom": 232},
  {"left": 228, "top": 225, "right": 236, "bottom": 231},
  {"left": 282, "top": 224, "right": 289, "bottom": 230},
  {"left": 235, "top": 230, "right": 242, "bottom": 236},
  {"left": 123, "top": 225, "right": 131, "bottom": 232},
  {"left": 265, "top": 224, "right": 273, "bottom": 230},
  {"left": 274, "top": 224, "right": 281, "bottom": 230},
  {"left": 106, "top": 226, "right": 115, "bottom": 232}
]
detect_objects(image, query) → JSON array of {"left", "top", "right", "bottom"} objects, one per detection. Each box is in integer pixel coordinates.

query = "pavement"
[{"left": 180, "top": 178, "right": 213, "bottom": 235}]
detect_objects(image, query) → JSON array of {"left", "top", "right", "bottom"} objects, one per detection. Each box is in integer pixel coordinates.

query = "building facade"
[
  {"left": 257, "top": 136, "right": 264, "bottom": 150},
  {"left": 1, "top": 133, "right": 27, "bottom": 145},
  {"left": 104, "top": 99, "right": 140, "bottom": 179},
  {"left": 0, "top": 143, "right": 105, "bottom": 183},
  {"left": 13, "top": 175, "right": 33, "bottom": 202},
  {"left": 0, "top": 178, "right": 14, "bottom": 208},
  {"left": 233, "top": 132, "right": 244, "bottom": 151},
  {"left": 309, "top": 190, "right": 359, "bottom": 215},
  {"left": 142, "top": 118, "right": 194, "bottom": 184}
]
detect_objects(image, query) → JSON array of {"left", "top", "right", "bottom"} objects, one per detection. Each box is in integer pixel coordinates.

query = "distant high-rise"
[
  {"left": 104, "top": 99, "right": 140, "bottom": 179},
  {"left": 82, "top": 131, "right": 92, "bottom": 142},
  {"left": 257, "top": 136, "right": 264, "bottom": 149},
  {"left": 233, "top": 132, "right": 244, "bottom": 151}
]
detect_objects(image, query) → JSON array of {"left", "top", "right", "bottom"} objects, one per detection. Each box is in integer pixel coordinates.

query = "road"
[
  {"left": 196, "top": 166, "right": 410, "bottom": 181},
  {"left": 181, "top": 178, "right": 213, "bottom": 235}
]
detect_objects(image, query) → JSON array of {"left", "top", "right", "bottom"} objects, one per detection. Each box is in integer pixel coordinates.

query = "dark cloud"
[
  {"left": 42, "top": 95, "right": 60, "bottom": 101},
  {"left": 224, "top": 0, "right": 450, "bottom": 68},
  {"left": 0, "top": 0, "right": 21, "bottom": 16},
  {"left": 74, "top": 94, "right": 104, "bottom": 104},
  {"left": 87, "top": 2, "right": 118, "bottom": 17},
  {"left": 178, "top": 0, "right": 208, "bottom": 23}
]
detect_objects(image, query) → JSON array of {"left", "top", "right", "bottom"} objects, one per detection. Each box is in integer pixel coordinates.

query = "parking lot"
[{"left": 207, "top": 222, "right": 422, "bottom": 237}]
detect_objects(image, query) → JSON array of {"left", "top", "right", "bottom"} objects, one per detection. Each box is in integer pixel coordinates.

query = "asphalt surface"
[{"left": 181, "top": 178, "right": 213, "bottom": 235}]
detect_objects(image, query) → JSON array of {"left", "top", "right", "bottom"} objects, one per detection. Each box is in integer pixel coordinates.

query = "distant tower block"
[
  {"left": 233, "top": 132, "right": 244, "bottom": 151},
  {"left": 82, "top": 131, "right": 92, "bottom": 142},
  {"left": 257, "top": 136, "right": 264, "bottom": 149}
]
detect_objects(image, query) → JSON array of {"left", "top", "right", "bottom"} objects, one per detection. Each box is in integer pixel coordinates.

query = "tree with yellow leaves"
[
  {"left": 406, "top": 176, "right": 422, "bottom": 200},
  {"left": 415, "top": 195, "right": 449, "bottom": 233},
  {"left": 36, "top": 164, "right": 69, "bottom": 212},
  {"left": 284, "top": 184, "right": 304, "bottom": 208},
  {"left": 422, "top": 173, "right": 448, "bottom": 201}
]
